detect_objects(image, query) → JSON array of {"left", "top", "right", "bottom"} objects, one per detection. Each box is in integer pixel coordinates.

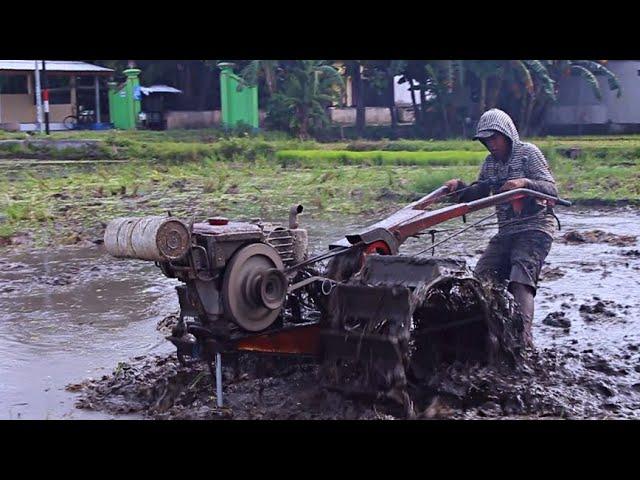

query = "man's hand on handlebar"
[
  {"left": 499, "top": 178, "right": 528, "bottom": 192},
  {"left": 444, "top": 179, "right": 462, "bottom": 193}
]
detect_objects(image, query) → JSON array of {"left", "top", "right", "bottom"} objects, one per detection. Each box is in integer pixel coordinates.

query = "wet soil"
[
  {"left": 2, "top": 207, "right": 640, "bottom": 419},
  {"left": 67, "top": 353, "right": 382, "bottom": 420},
  {"left": 69, "top": 320, "right": 640, "bottom": 420},
  {"left": 559, "top": 229, "right": 637, "bottom": 246},
  {"left": 542, "top": 311, "right": 571, "bottom": 329}
]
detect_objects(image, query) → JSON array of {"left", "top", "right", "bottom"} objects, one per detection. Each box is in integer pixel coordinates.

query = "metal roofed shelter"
[
  {"left": 140, "top": 84, "right": 182, "bottom": 130},
  {"left": 0, "top": 60, "right": 114, "bottom": 131},
  {"left": 140, "top": 85, "right": 182, "bottom": 95}
]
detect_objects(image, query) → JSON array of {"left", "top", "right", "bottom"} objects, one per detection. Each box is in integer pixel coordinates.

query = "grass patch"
[
  {"left": 4, "top": 130, "right": 640, "bottom": 168},
  {"left": 277, "top": 150, "right": 486, "bottom": 167},
  {"left": 2, "top": 131, "right": 640, "bottom": 249},
  {"left": 0, "top": 223, "right": 17, "bottom": 238},
  {"left": 2, "top": 201, "right": 52, "bottom": 222},
  {"left": 411, "top": 167, "right": 479, "bottom": 194}
]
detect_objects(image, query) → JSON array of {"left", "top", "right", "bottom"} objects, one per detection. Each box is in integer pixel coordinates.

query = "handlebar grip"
[
  {"left": 516, "top": 188, "right": 572, "bottom": 207},
  {"left": 554, "top": 198, "right": 572, "bottom": 207}
]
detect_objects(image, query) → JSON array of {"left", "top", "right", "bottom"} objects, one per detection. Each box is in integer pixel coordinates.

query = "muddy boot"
[{"left": 509, "top": 282, "right": 535, "bottom": 347}]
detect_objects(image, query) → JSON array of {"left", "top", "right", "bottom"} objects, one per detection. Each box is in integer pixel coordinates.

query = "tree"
[
  {"left": 343, "top": 61, "right": 366, "bottom": 136},
  {"left": 457, "top": 60, "right": 619, "bottom": 136},
  {"left": 395, "top": 61, "right": 430, "bottom": 132},
  {"left": 548, "top": 60, "right": 621, "bottom": 100},
  {"left": 394, "top": 60, "right": 465, "bottom": 137},
  {"left": 270, "top": 60, "right": 344, "bottom": 139},
  {"left": 524, "top": 60, "right": 621, "bottom": 135},
  {"left": 365, "top": 60, "right": 406, "bottom": 135},
  {"left": 239, "top": 60, "right": 281, "bottom": 95},
  {"left": 465, "top": 60, "right": 505, "bottom": 116},
  {"left": 94, "top": 59, "right": 621, "bottom": 138},
  {"left": 489, "top": 60, "right": 556, "bottom": 135},
  {"left": 423, "top": 60, "right": 467, "bottom": 137}
]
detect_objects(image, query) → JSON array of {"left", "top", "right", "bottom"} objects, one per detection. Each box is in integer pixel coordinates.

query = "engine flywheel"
[{"left": 222, "top": 243, "right": 286, "bottom": 332}]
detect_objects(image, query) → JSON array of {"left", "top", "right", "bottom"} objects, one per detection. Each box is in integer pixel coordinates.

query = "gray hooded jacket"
[{"left": 460, "top": 108, "right": 558, "bottom": 237}]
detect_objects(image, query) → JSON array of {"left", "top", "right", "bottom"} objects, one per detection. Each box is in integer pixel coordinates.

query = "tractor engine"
[{"left": 103, "top": 205, "right": 311, "bottom": 363}]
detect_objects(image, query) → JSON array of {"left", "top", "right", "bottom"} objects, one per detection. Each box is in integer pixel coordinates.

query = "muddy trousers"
[
  {"left": 508, "top": 282, "right": 535, "bottom": 346},
  {"left": 474, "top": 230, "right": 553, "bottom": 346}
]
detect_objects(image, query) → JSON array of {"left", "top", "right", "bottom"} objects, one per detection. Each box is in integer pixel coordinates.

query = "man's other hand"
[
  {"left": 499, "top": 178, "right": 528, "bottom": 192},
  {"left": 444, "top": 179, "right": 461, "bottom": 193}
]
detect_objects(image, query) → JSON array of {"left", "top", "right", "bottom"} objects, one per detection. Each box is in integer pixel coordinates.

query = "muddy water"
[
  {"left": 1, "top": 206, "right": 639, "bottom": 419},
  {"left": 0, "top": 249, "right": 177, "bottom": 419}
]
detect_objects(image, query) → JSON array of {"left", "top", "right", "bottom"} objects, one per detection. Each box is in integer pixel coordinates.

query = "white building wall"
[
  {"left": 393, "top": 75, "right": 419, "bottom": 106},
  {"left": 547, "top": 60, "right": 640, "bottom": 126},
  {"left": 600, "top": 60, "right": 640, "bottom": 124}
]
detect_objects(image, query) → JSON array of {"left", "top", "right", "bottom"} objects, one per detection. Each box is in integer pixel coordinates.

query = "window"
[
  {"left": 47, "top": 75, "right": 71, "bottom": 104},
  {"left": 32, "top": 74, "right": 71, "bottom": 105},
  {"left": 0, "top": 74, "right": 28, "bottom": 94}
]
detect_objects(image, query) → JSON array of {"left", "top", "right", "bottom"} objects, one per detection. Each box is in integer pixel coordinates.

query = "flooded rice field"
[{"left": 1, "top": 206, "right": 639, "bottom": 419}]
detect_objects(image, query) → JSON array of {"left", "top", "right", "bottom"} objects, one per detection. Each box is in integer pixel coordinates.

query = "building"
[
  {"left": 332, "top": 61, "right": 640, "bottom": 134},
  {"left": 0, "top": 60, "right": 113, "bottom": 131},
  {"left": 546, "top": 60, "right": 640, "bottom": 134},
  {"left": 329, "top": 72, "right": 422, "bottom": 126}
]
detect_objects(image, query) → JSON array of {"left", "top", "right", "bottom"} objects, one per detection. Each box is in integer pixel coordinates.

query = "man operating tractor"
[{"left": 444, "top": 108, "right": 559, "bottom": 346}]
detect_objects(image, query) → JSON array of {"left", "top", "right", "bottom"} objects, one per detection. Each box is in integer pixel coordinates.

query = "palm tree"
[
  {"left": 393, "top": 60, "right": 465, "bottom": 137},
  {"left": 229, "top": 59, "right": 622, "bottom": 139},
  {"left": 422, "top": 62, "right": 453, "bottom": 137}
]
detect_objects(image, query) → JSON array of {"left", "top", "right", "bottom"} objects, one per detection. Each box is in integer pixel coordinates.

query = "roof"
[
  {"left": 0, "top": 60, "right": 114, "bottom": 75},
  {"left": 140, "top": 85, "right": 182, "bottom": 95}
]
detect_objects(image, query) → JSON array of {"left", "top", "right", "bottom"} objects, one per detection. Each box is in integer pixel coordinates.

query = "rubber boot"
[{"left": 509, "top": 281, "right": 535, "bottom": 347}]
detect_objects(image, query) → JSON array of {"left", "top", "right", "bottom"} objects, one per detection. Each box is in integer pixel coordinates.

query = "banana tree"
[
  {"left": 526, "top": 60, "right": 622, "bottom": 135},
  {"left": 239, "top": 60, "right": 281, "bottom": 95},
  {"left": 499, "top": 60, "right": 556, "bottom": 135},
  {"left": 547, "top": 60, "right": 621, "bottom": 100},
  {"left": 461, "top": 60, "right": 555, "bottom": 135},
  {"left": 465, "top": 60, "right": 504, "bottom": 115},
  {"left": 273, "top": 60, "right": 344, "bottom": 139}
]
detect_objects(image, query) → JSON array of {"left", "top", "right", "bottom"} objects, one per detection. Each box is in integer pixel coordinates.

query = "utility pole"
[
  {"left": 34, "top": 60, "right": 44, "bottom": 133},
  {"left": 42, "top": 60, "right": 50, "bottom": 134}
]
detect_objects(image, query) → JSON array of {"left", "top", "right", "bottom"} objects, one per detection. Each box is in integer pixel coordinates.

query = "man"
[{"left": 444, "top": 108, "right": 558, "bottom": 346}]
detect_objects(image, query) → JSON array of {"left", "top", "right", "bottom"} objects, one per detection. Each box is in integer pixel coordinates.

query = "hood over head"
[{"left": 473, "top": 108, "right": 520, "bottom": 145}]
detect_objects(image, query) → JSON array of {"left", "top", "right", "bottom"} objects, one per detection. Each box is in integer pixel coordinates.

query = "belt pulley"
[{"left": 222, "top": 243, "right": 287, "bottom": 332}]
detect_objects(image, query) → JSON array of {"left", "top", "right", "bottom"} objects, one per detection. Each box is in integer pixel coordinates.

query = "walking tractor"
[{"left": 104, "top": 187, "right": 571, "bottom": 415}]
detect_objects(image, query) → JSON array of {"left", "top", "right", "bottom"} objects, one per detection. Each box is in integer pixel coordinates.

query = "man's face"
[{"left": 481, "top": 132, "right": 510, "bottom": 160}]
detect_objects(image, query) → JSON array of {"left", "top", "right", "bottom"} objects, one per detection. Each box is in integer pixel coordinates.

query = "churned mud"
[
  {"left": 2, "top": 207, "right": 640, "bottom": 419},
  {"left": 70, "top": 288, "right": 640, "bottom": 420},
  {"left": 559, "top": 229, "right": 637, "bottom": 246},
  {"left": 68, "top": 352, "right": 380, "bottom": 420}
]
